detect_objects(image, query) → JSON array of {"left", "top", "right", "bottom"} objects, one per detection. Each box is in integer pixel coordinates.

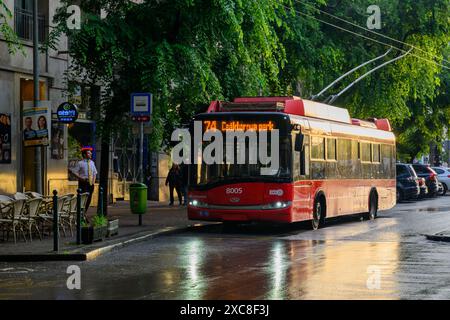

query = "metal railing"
[{"left": 14, "top": 8, "right": 47, "bottom": 43}]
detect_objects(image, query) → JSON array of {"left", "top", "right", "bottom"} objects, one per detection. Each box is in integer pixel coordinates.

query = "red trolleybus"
[{"left": 187, "top": 96, "right": 396, "bottom": 229}]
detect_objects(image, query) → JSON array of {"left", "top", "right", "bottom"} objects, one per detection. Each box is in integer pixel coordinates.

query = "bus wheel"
[
  {"left": 366, "top": 192, "right": 378, "bottom": 221},
  {"left": 312, "top": 199, "right": 323, "bottom": 230}
]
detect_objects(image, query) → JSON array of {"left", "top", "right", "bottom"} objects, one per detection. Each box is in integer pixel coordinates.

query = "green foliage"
[
  {"left": 0, "top": 0, "right": 24, "bottom": 54},
  {"left": 47, "top": 0, "right": 449, "bottom": 161},
  {"left": 282, "top": 0, "right": 449, "bottom": 161},
  {"left": 91, "top": 214, "right": 108, "bottom": 228},
  {"left": 48, "top": 0, "right": 291, "bottom": 150}
]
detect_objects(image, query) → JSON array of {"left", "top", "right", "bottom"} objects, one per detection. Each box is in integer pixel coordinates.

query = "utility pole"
[{"left": 33, "top": 0, "right": 42, "bottom": 194}]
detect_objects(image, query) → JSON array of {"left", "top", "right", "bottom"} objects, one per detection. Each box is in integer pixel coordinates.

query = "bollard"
[
  {"left": 76, "top": 188, "right": 82, "bottom": 245},
  {"left": 52, "top": 190, "right": 59, "bottom": 252},
  {"left": 98, "top": 187, "right": 104, "bottom": 216}
]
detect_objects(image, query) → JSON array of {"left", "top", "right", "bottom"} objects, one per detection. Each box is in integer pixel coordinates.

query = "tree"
[
  {"left": 48, "top": 0, "right": 292, "bottom": 213},
  {"left": 281, "top": 0, "right": 449, "bottom": 161},
  {"left": 47, "top": 0, "right": 450, "bottom": 209}
]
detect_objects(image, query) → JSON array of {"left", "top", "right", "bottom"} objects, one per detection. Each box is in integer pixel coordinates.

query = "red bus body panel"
[{"left": 188, "top": 179, "right": 396, "bottom": 223}]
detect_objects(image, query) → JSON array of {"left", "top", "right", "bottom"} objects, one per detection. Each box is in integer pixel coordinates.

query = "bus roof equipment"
[{"left": 206, "top": 96, "right": 392, "bottom": 132}]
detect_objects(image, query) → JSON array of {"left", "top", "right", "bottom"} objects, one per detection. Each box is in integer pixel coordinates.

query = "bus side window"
[
  {"left": 301, "top": 135, "right": 310, "bottom": 177},
  {"left": 292, "top": 133, "right": 305, "bottom": 180}
]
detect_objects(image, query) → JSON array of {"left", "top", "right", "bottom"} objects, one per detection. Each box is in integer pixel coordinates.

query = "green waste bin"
[{"left": 129, "top": 183, "right": 148, "bottom": 214}]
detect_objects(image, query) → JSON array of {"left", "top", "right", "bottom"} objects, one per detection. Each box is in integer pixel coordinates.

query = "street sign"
[
  {"left": 131, "top": 93, "right": 152, "bottom": 121},
  {"left": 57, "top": 102, "right": 78, "bottom": 123}
]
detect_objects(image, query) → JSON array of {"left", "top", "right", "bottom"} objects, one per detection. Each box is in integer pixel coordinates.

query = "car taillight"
[{"left": 448, "top": 175, "right": 450, "bottom": 178}]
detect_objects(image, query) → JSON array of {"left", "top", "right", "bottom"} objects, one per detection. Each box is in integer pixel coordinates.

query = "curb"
[{"left": 0, "top": 224, "right": 201, "bottom": 262}]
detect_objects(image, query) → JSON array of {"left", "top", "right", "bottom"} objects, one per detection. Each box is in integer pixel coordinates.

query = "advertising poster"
[
  {"left": 23, "top": 101, "right": 51, "bottom": 147},
  {"left": 0, "top": 113, "right": 12, "bottom": 164},
  {"left": 51, "top": 121, "right": 65, "bottom": 160}
]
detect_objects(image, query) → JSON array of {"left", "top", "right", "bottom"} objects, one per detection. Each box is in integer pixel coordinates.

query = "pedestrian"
[
  {"left": 71, "top": 149, "right": 98, "bottom": 212},
  {"left": 180, "top": 163, "right": 189, "bottom": 205},
  {"left": 165, "top": 164, "right": 182, "bottom": 206}
]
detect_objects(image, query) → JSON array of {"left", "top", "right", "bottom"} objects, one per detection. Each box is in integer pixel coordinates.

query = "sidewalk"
[{"left": 0, "top": 201, "right": 211, "bottom": 261}]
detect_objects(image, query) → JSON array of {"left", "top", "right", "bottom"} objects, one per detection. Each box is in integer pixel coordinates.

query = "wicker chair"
[
  {"left": 0, "top": 195, "right": 28, "bottom": 243},
  {"left": 23, "top": 198, "right": 43, "bottom": 241}
]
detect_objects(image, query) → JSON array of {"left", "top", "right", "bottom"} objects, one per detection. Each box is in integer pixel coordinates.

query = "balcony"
[{"left": 14, "top": 8, "right": 47, "bottom": 43}]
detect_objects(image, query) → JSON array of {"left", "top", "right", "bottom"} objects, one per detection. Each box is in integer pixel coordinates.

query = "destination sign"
[{"left": 203, "top": 120, "right": 275, "bottom": 132}]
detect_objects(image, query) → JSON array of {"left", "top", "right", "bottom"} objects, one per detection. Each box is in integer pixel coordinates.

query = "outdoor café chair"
[
  {"left": 0, "top": 195, "right": 28, "bottom": 244},
  {"left": 22, "top": 198, "right": 43, "bottom": 241},
  {"left": 60, "top": 195, "right": 77, "bottom": 237},
  {"left": 38, "top": 195, "right": 70, "bottom": 237}
]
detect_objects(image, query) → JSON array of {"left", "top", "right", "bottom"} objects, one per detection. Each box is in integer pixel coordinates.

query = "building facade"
[
  {"left": 0, "top": 0, "right": 171, "bottom": 201},
  {"left": 0, "top": 0, "right": 73, "bottom": 195}
]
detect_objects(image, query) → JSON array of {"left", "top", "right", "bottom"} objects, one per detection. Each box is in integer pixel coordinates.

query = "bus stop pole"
[{"left": 139, "top": 122, "right": 144, "bottom": 226}]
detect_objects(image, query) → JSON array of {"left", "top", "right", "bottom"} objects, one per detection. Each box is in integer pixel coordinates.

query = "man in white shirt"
[{"left": 72, "top": 149, "right": 98, "bottom": 212}]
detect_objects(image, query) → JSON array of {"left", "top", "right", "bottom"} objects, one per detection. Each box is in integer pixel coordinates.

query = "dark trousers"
[
  {"left": 78, "top": 180, "right": 95, "bottom": 213},
  {"left": 169, "top": 184, "right": 182, "bottom": 205}
]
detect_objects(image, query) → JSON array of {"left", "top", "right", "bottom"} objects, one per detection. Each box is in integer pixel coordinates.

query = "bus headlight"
[
  {"left": 189, "top": 199, "right": 209, "bottom": 208},
  {"left": 262, "top": 201, "right": 292, "bottom": 210}
]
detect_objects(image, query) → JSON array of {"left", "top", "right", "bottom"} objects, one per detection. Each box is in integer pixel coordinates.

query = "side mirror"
[{"left": 295, "top": 134, "right": 304, "bottom": 152}]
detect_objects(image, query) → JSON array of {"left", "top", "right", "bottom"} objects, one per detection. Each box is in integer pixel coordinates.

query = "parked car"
[
  {"left": 396, "top": 163, "right": 420, "bottom": 202},
  {"left": 431, "top": 167, "right": 450, "bottom": 195},
  {"left": 417, "top": 177, "right": 428, "bottom": 198},
  {"left": 412, "top": 164, "right": 439, "bottom": 197},
  {"left": 438, "top": 182, "right": 444, "bottom": 196}
]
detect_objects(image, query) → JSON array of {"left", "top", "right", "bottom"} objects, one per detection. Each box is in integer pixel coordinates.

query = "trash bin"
[{"left": 129, "top": 183, "right": 148, "bottom": 214}]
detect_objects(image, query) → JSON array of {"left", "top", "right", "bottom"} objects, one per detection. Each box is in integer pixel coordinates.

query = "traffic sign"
[
  {"left": 131, "top": 93, "right": 152, "bottom": 119},
  {"left": 131, "top": 115, "right": 151, "bottom": 122}
]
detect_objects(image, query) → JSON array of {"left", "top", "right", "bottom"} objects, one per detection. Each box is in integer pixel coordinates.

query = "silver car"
[{"left": 432, "top": 167, "right": 450, "bottom": 195}]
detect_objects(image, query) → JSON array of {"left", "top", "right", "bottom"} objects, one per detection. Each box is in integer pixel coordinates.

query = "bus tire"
[
  {"left": 366, "top": 191, "right": 378, "bottom": 221},
  {"left": 312, "top": 196, "right": 325, "bottom": 230}
]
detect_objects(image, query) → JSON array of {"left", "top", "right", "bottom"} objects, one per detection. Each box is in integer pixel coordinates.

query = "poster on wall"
[
  {"left": 51, "top": 121, "right": 65, "bottom": 160},
  {"left": 0, "top": 113, "right": 12, "bottom": 164},
  {"left": 23, "top": 101, "right": 51, "bottom": 147}
]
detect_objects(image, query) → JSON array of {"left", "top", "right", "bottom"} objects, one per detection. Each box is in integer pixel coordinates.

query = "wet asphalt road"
[{"left": 1, "top": 195, "right": 450, "bottom": 300}]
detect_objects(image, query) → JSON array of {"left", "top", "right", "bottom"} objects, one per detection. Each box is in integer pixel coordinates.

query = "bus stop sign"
[{"left": 131, "top": 93, "right": 152, "bottom": 122}]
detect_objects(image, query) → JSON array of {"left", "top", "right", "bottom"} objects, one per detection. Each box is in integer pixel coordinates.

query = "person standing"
[
  {"left": 165, "top": 164, "right": 182, "bottom": 206},
  {"left": 72, "top": 149, "right": 98, "bottom": 212}
]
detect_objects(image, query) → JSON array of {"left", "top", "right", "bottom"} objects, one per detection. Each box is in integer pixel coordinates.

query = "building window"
[{"left": 14, "top": 0, "right": 47, "bottom": 42}]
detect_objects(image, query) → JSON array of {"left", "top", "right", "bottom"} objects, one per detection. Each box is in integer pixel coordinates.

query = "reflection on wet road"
[{"left": 1, "top": 196, "right": 450, "bottom": 299}]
